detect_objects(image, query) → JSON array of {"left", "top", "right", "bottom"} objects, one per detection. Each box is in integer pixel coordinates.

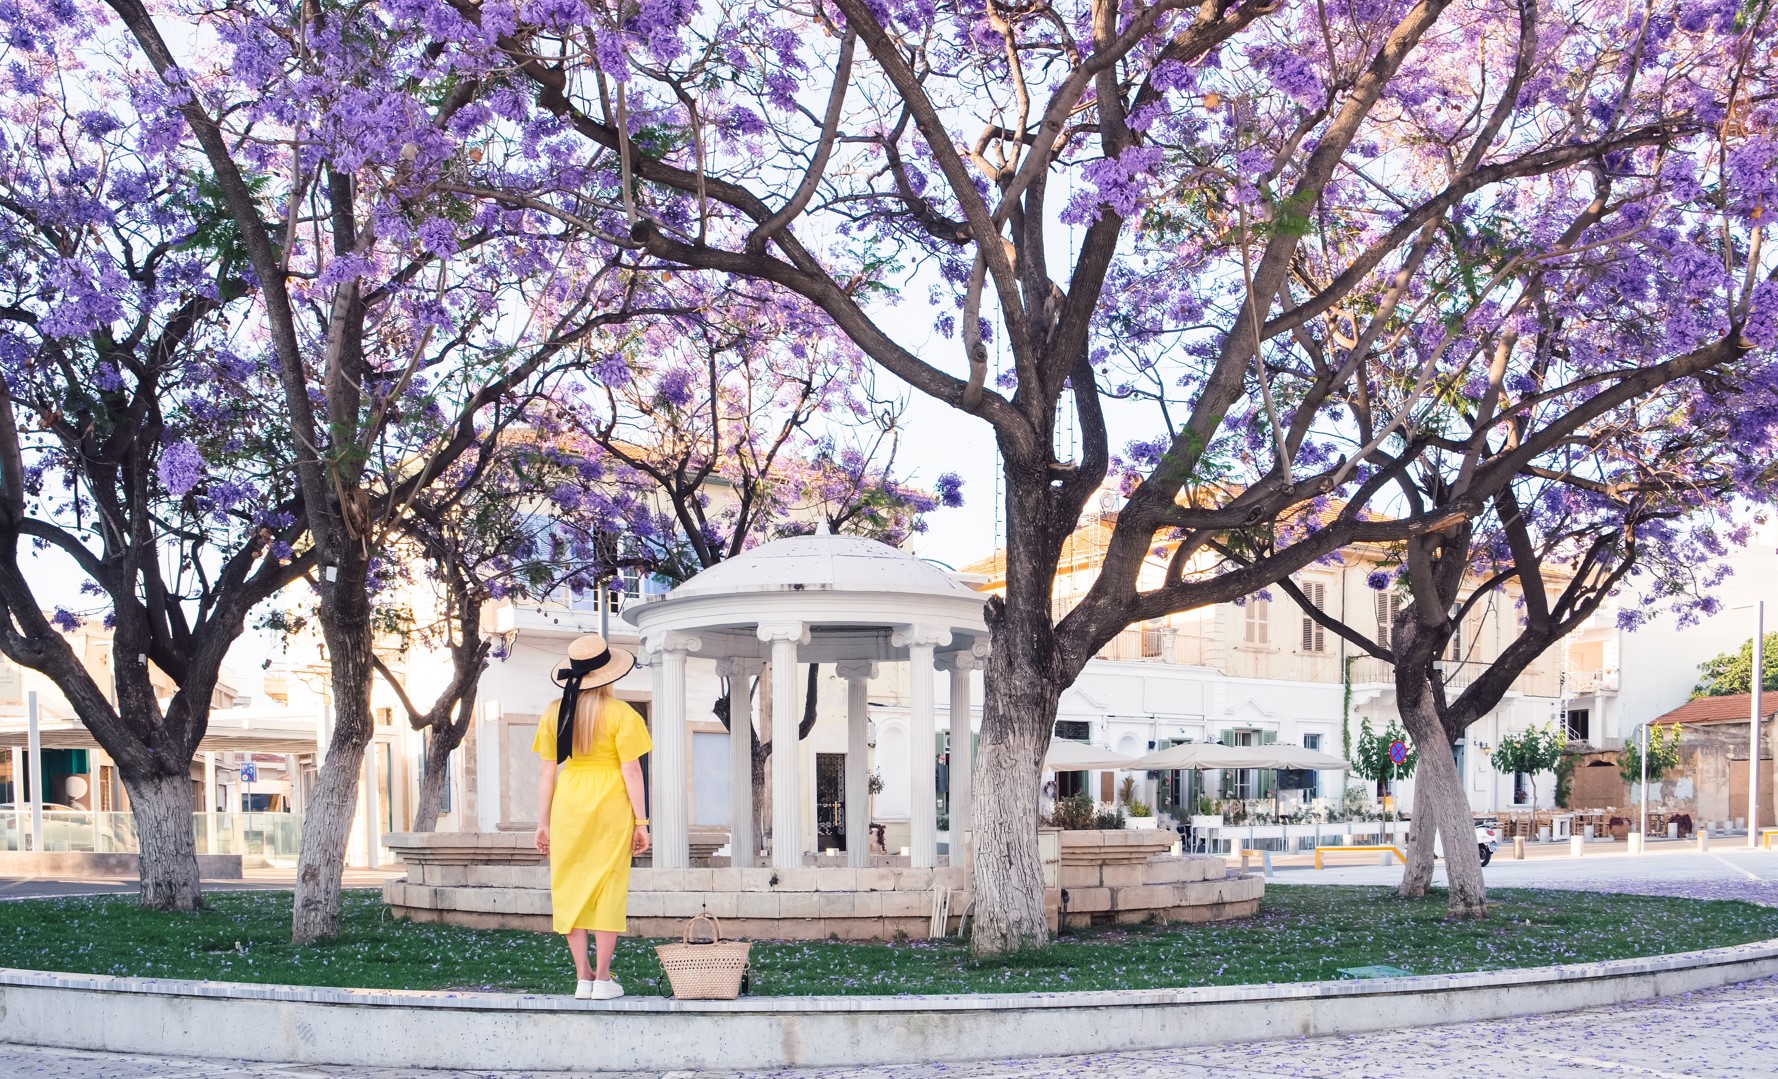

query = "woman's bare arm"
[
  {"left": 621, "top": 759, "right": 650, "bottom": 854},
  {"left": 535, "top": 758, "right": 558, "bottom": 854}
]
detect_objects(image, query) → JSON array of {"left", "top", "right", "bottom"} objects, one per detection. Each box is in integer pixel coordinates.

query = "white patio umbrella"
[
  {"left": 1043, "top": 740, "right": 1140, "bottom": 772},
  {"left": 1134, "top": 741, "right": 1275, "bottom": 770},
  {"left": 1251, "top": 745, "right": 1352, "bottom": 771}
]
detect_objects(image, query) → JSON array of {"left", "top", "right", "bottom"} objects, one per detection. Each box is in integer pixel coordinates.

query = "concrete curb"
[{"left": 1, "top": 940, "right": 1775, "bottom": 1070}]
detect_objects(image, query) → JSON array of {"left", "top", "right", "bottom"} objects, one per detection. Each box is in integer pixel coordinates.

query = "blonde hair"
[{"left": 570, "top": 684, "right": 613, "bottom": 757}]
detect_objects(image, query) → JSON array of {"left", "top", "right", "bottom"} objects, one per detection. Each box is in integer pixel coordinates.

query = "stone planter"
[{"left": 1125, "top": 815, "right": 1159, "bottom": 829}]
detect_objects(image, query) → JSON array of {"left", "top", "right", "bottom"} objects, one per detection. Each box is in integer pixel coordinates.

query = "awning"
[
  {"left": 0, "top": 707, "right": 320, "bottom": 755},
  {"left": 1043, "top": 740, "right": 1139, "bottom": 772}
]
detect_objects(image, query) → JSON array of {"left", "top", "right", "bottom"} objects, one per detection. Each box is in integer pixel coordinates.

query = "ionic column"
[
  {"left": 837, "top": 661, "right": 878, "bottom": 869},
  {"left": 759, "top": 622, "right": 810, "bottom": 869},
  {"left": 645, "top": 633, "right": 700, "bottom": 869},
  {"left": 716, "top": 658, "right": 765, "bottom": 867},
  {"left": 938, "top": 644, "right": 988, "bottom": 870},
  {"left": 895, "top": 625, "right": 952, "bottom": 869}
]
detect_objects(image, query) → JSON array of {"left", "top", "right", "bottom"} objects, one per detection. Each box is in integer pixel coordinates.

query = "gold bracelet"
[{"left": 634, "top": 818, "right": 650, "bottom": 826}]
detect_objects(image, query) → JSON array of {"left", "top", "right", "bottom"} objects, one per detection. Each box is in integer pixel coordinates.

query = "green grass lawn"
[{"left": 2, "top": 885, "right": 1773, "bottom": 997}]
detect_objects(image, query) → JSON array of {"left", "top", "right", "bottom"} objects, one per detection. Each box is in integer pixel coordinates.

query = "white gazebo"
[{"left": 626, "top": 533, "right": 990, "bottom": 871}]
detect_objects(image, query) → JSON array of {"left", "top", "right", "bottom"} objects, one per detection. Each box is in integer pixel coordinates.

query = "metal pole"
[
  {"left": 26, "top": 691, "right": 42, "bottom": 852},
  {"left": 1638, "top": 722, "right": 1648, "bottom": 853},
  {"left": 1752, "top": 600, "right": 1765, "bottom": 847}
]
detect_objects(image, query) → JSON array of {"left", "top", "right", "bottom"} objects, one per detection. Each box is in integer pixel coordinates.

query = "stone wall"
[{"left": 382, "top": 832, "right": 1262, "bottom": 941}]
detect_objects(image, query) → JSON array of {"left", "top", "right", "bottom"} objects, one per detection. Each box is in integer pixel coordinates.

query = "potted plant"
[
  {"left": 1126, "top": 797, "right": 1157, "bottom": 829},
  {"left": 1189, "top": 795, "right": 1222, "bottom": 832}
]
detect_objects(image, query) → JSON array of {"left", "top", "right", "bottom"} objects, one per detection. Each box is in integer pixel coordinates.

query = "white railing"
[
  {"left": 0, "top": 811, "right": 304, "bottom": 856},
  {"left": 1568, "top": 668, "right": 1619, "bottom": 693}
]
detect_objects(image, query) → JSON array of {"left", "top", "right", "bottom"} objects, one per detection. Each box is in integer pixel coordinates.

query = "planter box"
[
  {"left": 1189, "top": 815, "right": 1223, "bottom": 830},
  {"left": 1125, "top": 815, "right": 1159, "bottom": 829}
]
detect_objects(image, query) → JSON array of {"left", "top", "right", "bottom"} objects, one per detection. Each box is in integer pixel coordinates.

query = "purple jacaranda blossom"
[{"left": 157, "top": 442, "right": 205, "bottom": 497}]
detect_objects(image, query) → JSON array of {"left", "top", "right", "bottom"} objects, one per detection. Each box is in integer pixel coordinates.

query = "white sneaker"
[
  {"left": 590, "top": 977, "right": 624, "bottom": 1000},
  {"left": 574, "top": 979, "right": 596, "bottom": 999}
]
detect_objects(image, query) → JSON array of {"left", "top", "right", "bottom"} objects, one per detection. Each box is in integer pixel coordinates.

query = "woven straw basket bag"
[{"left": 655, "top": 912, "right": 751, "bottom": 1000}]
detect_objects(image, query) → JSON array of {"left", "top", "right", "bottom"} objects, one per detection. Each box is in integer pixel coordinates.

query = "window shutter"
[
  {"left": 1375, "top": 591, "right": 1393, "bottom": 648},
  {"left": 1301, "top": 582, "right": 1326, "bottom": 653},
  {"left": 1219, "top": 728, "right": 1236, "bottom": 746},
  {"left": 1448, "top": 618, "right": 1463, "bottom": 662}
]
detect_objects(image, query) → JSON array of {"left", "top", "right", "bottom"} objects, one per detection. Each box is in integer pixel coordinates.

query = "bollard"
[
  {"left": 1570, "top": 835, "right": 1585, "bottom": 858},
  {"left": 1584, "top": 824, "right": 1595, "bottom": 840},
  {"left": 1629, "top": 831, "right": 1643, "bottom": 854},
  {"left": 1513, "top": 836, "right": 1526, "bottom": 860},
  {"left": 1668, "top": 822, "right": 1680, "bottom": 840},
  {"left": 1379, "top": 851, "right": 1393, "bottom": 866},
  {"left": 1699, "top": 828, "right": 1711, "bottom": 853}
]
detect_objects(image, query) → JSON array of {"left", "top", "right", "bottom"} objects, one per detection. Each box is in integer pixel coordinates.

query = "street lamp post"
[
  {"left": 1753, "top": 600, "right": 1765, "bottom": 847},
  {"left": 1638, "top": 721, "right": 1649, "bottom": 852}
]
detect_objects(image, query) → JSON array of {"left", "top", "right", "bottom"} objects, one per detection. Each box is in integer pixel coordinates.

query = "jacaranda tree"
[
  {"left": 0, "top": 16, "right": 314, "bottom": 909},
  {"left": 90, "top": 0, "right": 690, "bottom": 941},
  {"left": 421, "top": 0, "right": 1778, "bottom": 950}
]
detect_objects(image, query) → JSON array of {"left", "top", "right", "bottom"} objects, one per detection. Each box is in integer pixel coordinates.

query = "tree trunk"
[
  {"left": 410, "top": 730, "right": 456, "bottom": 833},
  {"left": 1397, "top": 694, "right": 1487, "bottom": 918},
  {"left": 124, "top": 767, "right": 202, "bottom": 911},
  {"left": 969, "top": 648, "right": 1057, "bottom": 956},
  {"left": 1397, "top": 772, "right": 1437, "bottom": 898},
  {"left": 291, "top": 578, "right": 377, "bottom": 945}
]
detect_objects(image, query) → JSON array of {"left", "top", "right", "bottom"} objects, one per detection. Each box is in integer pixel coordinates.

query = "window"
[
  {"left": 1054, "top": 720, "right": 1091, "bottom": 742},
  {"left": 1513, "top": 771, "right": 1530, "bottom": 805},
  {"left": 1299, "top": 581, "right": 1327, "bottom": 653},
  {"left": 1375, "top": 590, "right": 1402, "bottom": 648},
  {"left": 1243, "top": 596, "right": 1270, "bottom": 645},
  {"left": 1565, "top": 709, "right": 1591, "bottom": 743},
  {"left": 375, "top": 707, "right": 394, "bottom": 727},
  {"left": 1447, "top": 618, "right": 1464, "bottom": 662},
  {"left": 1141, "top": 621, "right": 1165, "bottom": 658}
]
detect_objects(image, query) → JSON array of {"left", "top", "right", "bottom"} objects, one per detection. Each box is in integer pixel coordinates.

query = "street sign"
[
  {"left": 1388, "top": 740, "right": 1408, "bottom": 765},
  {"left": 239, "top": 761, "right": 257, "bottom": 783}
]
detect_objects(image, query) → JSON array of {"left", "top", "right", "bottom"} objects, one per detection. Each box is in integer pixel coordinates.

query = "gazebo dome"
[{"left": 664, "top": 533, "right": 979, "bottom": 602}]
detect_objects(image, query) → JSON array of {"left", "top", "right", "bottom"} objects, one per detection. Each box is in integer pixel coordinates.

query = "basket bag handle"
[{"left": 684, "top": 911, "right": 723, "bottom": 945}]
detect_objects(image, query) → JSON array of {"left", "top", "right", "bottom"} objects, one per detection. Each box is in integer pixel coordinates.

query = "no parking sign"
[{"left": 1388, "top": 740, "right": 1408, "bottom": 766}]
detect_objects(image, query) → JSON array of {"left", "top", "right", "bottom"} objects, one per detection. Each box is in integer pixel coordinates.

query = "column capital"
[
  {"left": 936, "top": 650, "right": 984, "bottom": 672},
  {"left": 756, "top": 621, "right": 810, "bottom": 645},
  {"left": 835, "top": 660, "right": 879, "bottom": 682},
  {"left": 892, "top": 624, "right": 951, "bottom": 651},
  {"left": 715, "top": 657, "right": 766, "bottom": 679},
  {"left": 641, "top": 630, "right": 702, "bottom": 655}
]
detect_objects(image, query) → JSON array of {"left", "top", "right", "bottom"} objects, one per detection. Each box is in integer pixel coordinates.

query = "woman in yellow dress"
[{"left": 533, "top": 633, "right": 652, "bottom": 1000}]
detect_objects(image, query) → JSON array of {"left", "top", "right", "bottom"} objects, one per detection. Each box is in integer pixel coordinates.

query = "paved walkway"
[
  {"left": 1271, "top": 844, "right": 1778, "bottom": 905},
  {"left": 7, "top": 850, "right": 1778, "bottom": 1076},
  {"left": 10, "top": 973, "right": 1778, "bottom": 1077}
]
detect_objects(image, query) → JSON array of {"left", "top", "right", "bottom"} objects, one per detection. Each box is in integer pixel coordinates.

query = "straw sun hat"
[{"left": 554, "top": 633, "right": 636, "bottom": 689}]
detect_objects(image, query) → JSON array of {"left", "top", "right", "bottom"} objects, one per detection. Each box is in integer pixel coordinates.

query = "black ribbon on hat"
[{"left": 554, "top": 644, "right": 613, "bottom": 763}]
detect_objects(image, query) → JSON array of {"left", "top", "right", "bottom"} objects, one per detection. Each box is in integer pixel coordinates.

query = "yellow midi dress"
[{"left": 532, "top": 697, "right": 653, "bottom": 934}]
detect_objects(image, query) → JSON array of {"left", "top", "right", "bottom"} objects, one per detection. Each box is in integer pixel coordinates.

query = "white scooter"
[{"left": 1432, "top": 819, "right": 1500, "bottom": 867}]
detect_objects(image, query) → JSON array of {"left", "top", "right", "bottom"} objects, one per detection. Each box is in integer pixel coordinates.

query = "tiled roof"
[{"left": 1653, "top": 692, "right": 1778, "bottom": 726}]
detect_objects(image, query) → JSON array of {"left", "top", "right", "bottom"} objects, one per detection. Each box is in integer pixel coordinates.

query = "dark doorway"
[{"left": 816, "top": 752, "right": 845, "bottom": 851}]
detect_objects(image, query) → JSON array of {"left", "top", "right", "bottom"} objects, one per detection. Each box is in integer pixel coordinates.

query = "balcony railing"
[
  {"left": 1096, "top": 627, "right": 1213, "bottom": 666},
  {"left": 1567, "top": 668, "right": 1619, "bottom": 694}
]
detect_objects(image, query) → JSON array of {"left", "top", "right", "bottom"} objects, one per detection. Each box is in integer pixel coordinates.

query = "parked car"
[{"left": 1432, "top": 819, "right": 1500, "bottom": 867}]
